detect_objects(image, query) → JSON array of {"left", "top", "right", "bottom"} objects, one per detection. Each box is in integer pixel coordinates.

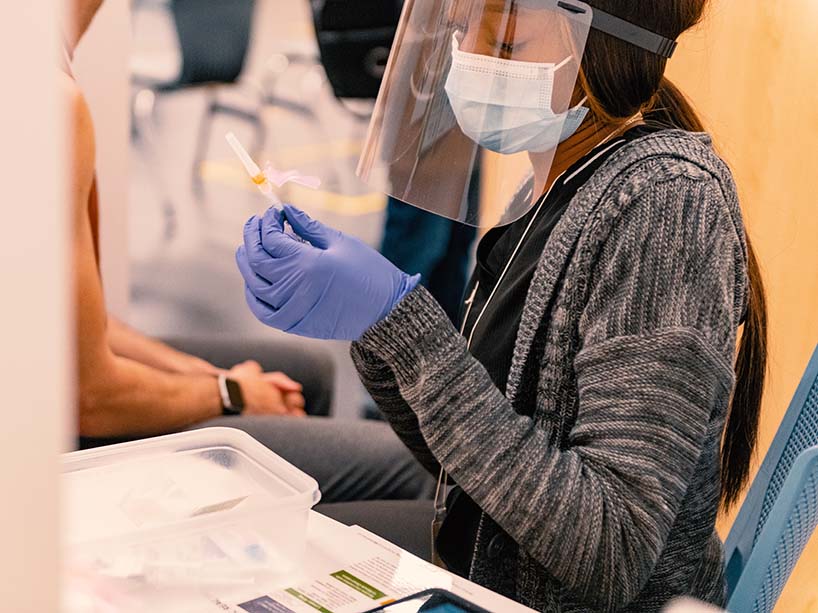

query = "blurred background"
[
  {"left": 122, "top": 0, "right": 392, "bottom": 418},
  {"left": 43, "top": 0, "right": 818, "bottom": 609}
]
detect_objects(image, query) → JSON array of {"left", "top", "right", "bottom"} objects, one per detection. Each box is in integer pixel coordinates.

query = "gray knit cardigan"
[{"left": 351, "top": 131, "right": 748, "bottom": 612}]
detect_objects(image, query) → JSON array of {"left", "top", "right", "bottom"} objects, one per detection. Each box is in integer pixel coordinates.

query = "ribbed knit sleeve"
[
  {"left": 352, "top": 160, "right": 746, "bottom": 611},
  {"left": 351, "top": 344, "right": 441, "bottom": 477}
]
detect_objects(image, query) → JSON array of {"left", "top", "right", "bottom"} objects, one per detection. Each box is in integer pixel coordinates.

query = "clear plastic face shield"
[
  {"left": 357, "top": 0, "right": 678, "bottom": 228},
  {"left": 357, "top": 0, "right": 594, "bottom": 227}
]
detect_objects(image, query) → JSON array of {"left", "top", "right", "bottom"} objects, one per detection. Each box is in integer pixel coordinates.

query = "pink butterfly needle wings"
[{"left": 262, "top": 163, "right": 322, "bottom": 190}]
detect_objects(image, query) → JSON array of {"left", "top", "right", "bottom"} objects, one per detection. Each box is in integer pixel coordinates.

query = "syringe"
[{"left": 225, "top": 132, "right": 282, "bottom": 205}]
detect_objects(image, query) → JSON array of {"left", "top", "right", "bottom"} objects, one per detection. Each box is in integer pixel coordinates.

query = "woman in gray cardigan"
[{"left": 236, "top": 0, "right": 768, "bottom": 610}]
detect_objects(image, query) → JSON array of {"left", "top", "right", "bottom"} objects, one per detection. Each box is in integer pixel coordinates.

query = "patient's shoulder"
[{"left": 59, "top": 70, "right": 96, "bottom": 178}]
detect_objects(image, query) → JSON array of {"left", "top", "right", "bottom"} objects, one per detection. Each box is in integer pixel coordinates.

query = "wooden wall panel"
[{"left": 669, "top": 1, "right": 818, "bottom": 610}]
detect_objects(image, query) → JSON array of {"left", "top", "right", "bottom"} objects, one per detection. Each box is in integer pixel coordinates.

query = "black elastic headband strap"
[{"left": 557, "top": 1, "right": 678, "bottom": 59}]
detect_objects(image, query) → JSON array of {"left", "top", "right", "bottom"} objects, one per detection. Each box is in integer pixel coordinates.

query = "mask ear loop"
[
  {"left": 570, "top": 95, "right": 589, "bottom": 111},
  {"left": 550, "top": 14, "right": 583, "bottom": 115},
  {"left": 555, "top": 13, "right": 590, "bottom": 113},
  {"left": 554, "top": 55, "right": 573, "bottom": 71}
]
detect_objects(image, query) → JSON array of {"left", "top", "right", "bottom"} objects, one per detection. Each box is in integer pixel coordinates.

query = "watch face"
[{"left": 225, "top": 378, "right": 245, "bottom": 411}]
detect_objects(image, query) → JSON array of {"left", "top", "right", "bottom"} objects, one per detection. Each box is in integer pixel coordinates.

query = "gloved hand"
[{"left": 236, "top": 204, "right": 420, "bottom": 341}]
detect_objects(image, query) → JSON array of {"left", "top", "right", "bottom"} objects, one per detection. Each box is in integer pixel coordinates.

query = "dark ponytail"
[
  {"left": 581, "top": 1, "right": 769, "bottom": 511},
  {"left": 722, "top": 242, "right": 768, "bottom": 509}
]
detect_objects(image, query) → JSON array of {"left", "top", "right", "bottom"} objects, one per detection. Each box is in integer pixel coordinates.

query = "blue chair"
[{"left": 724, "top": 344, "right": 818, "bottom": 612}]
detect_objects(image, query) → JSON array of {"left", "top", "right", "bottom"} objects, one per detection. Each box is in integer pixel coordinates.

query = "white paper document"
[{"left": 217, "top": 514, "right": 535, "bottom": 613}]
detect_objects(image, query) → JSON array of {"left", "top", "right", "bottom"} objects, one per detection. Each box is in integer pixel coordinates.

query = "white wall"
[
  {"left": 0, "top": 2, "right": 68, "bottom": 611},
  {"left": 73, "top": 1, "right": 132, "bottom": 318}
]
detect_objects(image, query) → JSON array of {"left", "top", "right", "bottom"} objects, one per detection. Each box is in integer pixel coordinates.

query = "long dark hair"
[{"left": 579, "top": 1, "right": 768, "bottom": 511}]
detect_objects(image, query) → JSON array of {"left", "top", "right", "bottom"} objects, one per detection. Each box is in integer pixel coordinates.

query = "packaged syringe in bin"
[{"left": 62, "top": 427, "right": 320, "bottom": 612}]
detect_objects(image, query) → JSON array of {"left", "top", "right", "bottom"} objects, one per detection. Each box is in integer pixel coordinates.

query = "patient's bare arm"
[
  {"left": 106, "top": 317, "right": 221, "bottom": 376},
  {"left": 65, "top": 74, "right": 299, "bottom": 438}
]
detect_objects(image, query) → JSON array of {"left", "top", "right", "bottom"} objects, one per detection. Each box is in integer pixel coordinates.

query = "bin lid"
[{"left": 63, "top": 427, "right": 321, "bottom": 546}]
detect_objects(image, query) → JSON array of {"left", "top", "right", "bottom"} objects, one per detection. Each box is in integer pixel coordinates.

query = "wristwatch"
[{"left": 218, "top": 374, "right": 245, "bottom": 416}]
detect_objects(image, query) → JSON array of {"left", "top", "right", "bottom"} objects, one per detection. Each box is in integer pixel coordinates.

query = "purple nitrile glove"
[{"left": 237, "top": 204, "right": 420, "bottom": 341}]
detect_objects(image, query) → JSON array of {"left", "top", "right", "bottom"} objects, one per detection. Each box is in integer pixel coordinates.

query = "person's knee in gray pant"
[{"left": 317, "top": 500, "right": 434, "bottom": 562}]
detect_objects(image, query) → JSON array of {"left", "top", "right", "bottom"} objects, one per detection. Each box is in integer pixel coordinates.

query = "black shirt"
[
  {"left": 438, "top": 124, "right": 666, "bottom": 574},
  {"left": 461, "top": 124, "right": 664, "bottom": 394}
]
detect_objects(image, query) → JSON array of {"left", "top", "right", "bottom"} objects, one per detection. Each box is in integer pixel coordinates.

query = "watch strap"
[{"left": 218, "top": 374, "right": 242, "bottom": 415}]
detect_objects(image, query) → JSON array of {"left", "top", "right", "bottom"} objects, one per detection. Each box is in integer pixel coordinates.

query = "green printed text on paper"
[
  {"left": 285, "top": 588, "right": 333, "bottom": 613},
  {"left": 330, "top": 570, "right": 386, "bottom": 600}
]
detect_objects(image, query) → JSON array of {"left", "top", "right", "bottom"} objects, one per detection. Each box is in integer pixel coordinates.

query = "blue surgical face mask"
[{"left": 444, "top": 35, "right": 589, "bottom": 155}]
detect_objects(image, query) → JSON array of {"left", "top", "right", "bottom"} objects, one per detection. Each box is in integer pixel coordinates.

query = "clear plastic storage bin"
[{"left": 63, "top": 427, "right": 320, "bottom": 612}]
